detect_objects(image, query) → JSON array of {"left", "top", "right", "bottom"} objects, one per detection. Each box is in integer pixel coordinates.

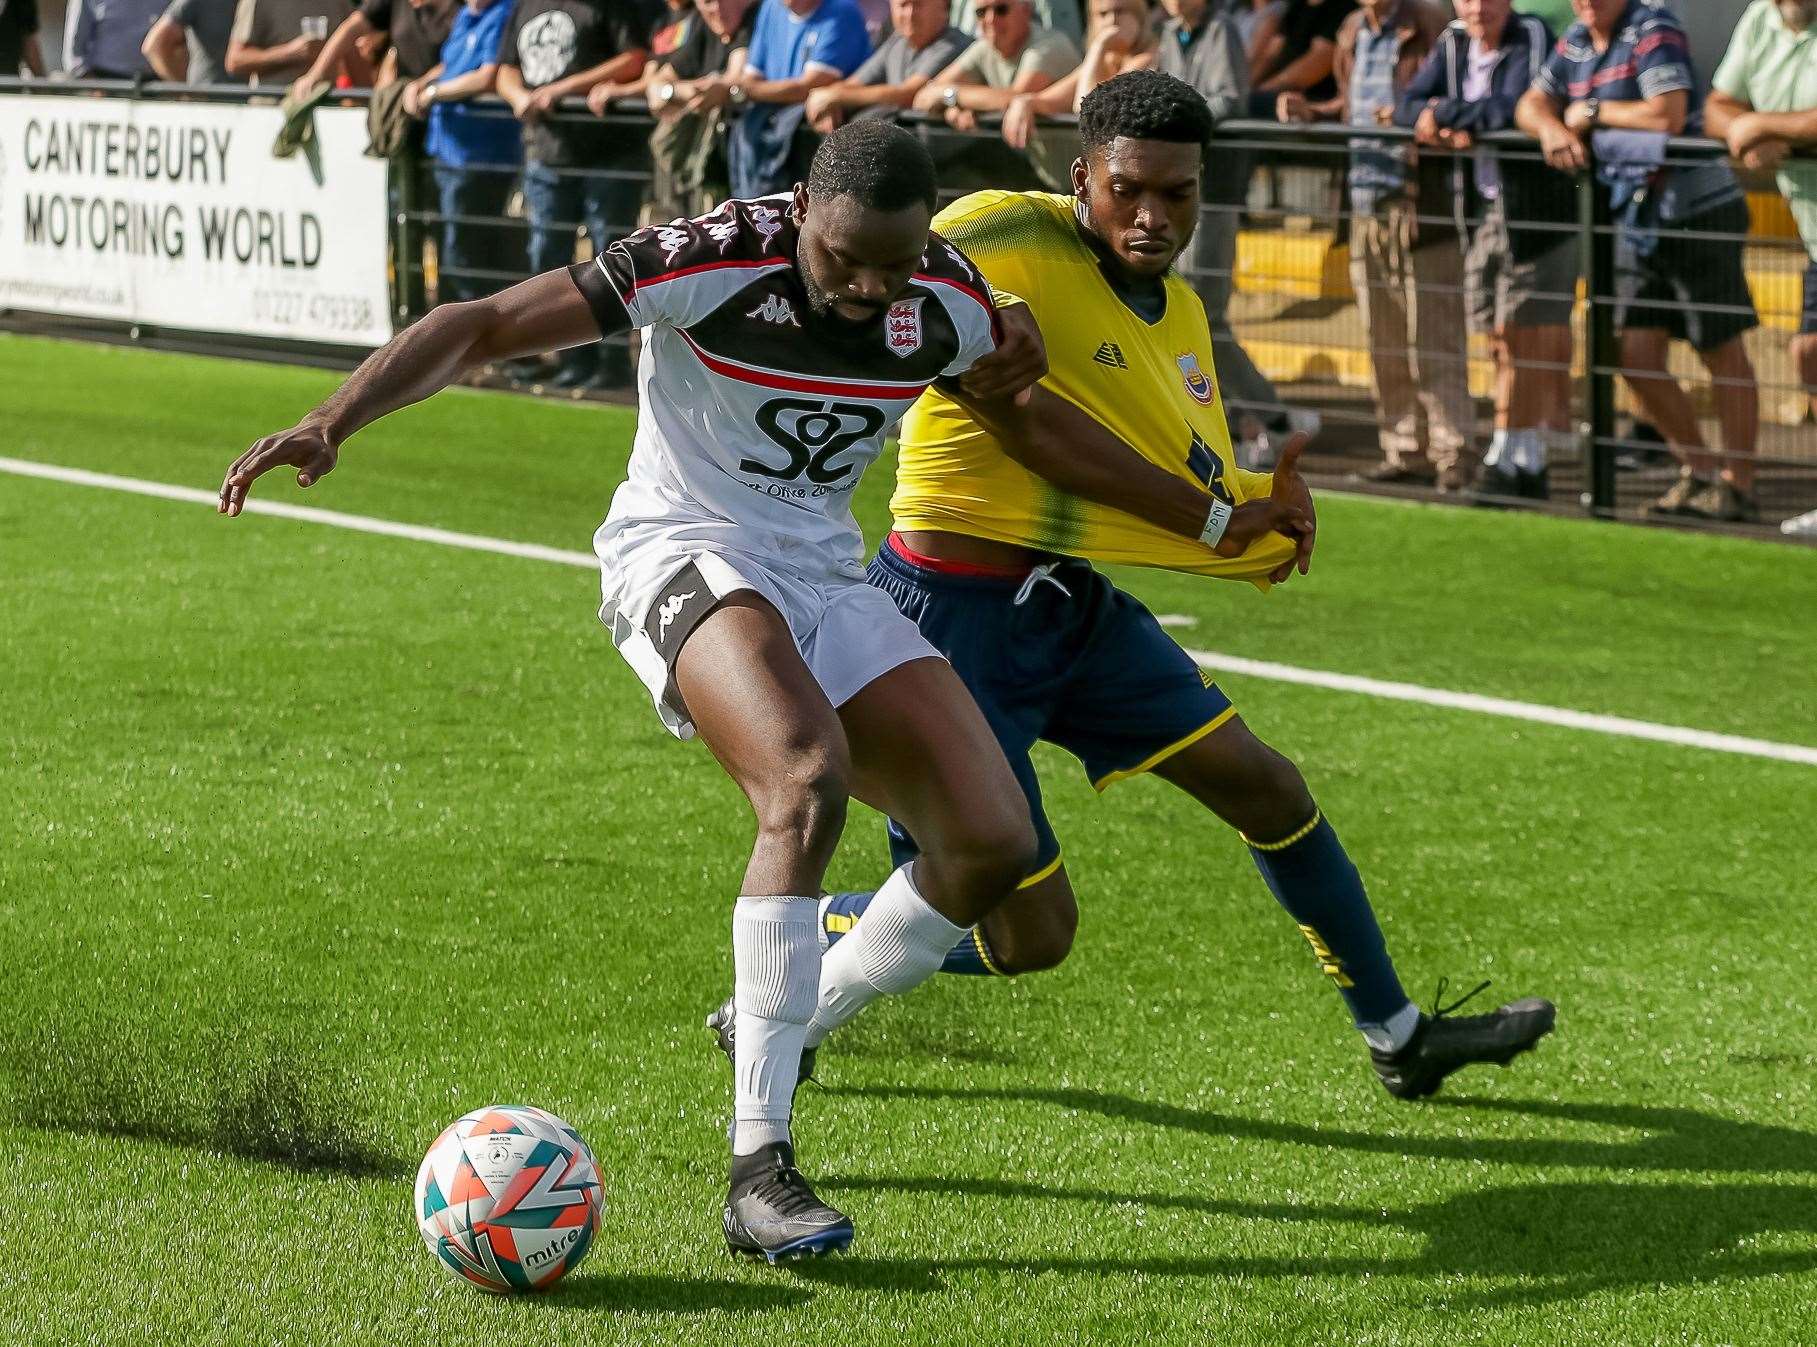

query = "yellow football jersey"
[{"left": 897, "top": 191, "right": 1297, "bottom": 584}]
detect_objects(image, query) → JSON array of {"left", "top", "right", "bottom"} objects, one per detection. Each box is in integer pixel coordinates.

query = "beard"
[{"left": 800, "top": 271, "right": 891, "bottom": 332}]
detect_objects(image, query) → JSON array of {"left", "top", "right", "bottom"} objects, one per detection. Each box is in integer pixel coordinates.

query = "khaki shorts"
[{"left": 1466, "top": 201, "right": 1578, "bottom": 334}]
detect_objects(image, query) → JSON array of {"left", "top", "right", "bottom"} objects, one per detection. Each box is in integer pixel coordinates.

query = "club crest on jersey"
[
  {"left": 885, "top": 297, "right": 924, "bottom": 357},
  {"left": 1178, "top": 352, "right": 1215, "bottom": 404}
]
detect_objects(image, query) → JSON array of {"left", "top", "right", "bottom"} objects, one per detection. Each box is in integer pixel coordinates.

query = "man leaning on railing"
[
  {"left": 636, "top": 0, "right": 755, "bottom": 221},
  {"left": 725, "top": 0, "right": 871, "bottom": 198},
  {"left": 1155, "top": 0, "right": 1310, "bottom": 466},
  {"left": 496, "top": 0, "right": 650, "bottom": 389},
  {"left": 1705, "top": 0, "right": 1817, "bottom": 537},
  {"left": 143, "top": 0, "right": 247, "bottom": 83},
  {"left": 804, "top": 0, "right": 967, "bottom": 130},
  {"left": 1281, "top": 0, "right": 1475, "bottom": 494},
  {"left": 1395, "top": 0, "right": 1570, "bottom": 504},
  {"left": 68, "top": 0, "right": 165, "bottom": 77},
  {"left": 1517, "top": 0, "right": 1762, "bottom": 525}
]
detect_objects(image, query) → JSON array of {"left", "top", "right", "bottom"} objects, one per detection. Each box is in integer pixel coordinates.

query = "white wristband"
[{"left": 1198, "top": 497, "right": 1233, "bottom": 549}]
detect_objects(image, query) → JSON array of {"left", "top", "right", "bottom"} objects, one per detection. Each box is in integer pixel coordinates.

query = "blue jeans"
[
  {"left": 522, "top": 160, "right": 639, "bottom": 375},
  {"left": 433, "top": 163, "right": 518, "bottom": 305}
]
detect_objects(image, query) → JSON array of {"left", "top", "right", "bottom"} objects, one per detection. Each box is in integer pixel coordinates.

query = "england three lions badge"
[{"left": 885, "top": 297, "right": 924, "bottom": 357}]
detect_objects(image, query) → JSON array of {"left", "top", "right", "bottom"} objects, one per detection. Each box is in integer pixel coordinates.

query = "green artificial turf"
[{"left": 4, "top": 333, "right": 1814, "bottom": 1346}]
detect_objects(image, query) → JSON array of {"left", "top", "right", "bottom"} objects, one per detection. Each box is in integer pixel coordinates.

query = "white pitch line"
[
  {"left": 0, "top": 456, "right": 598, "bottom": 570},
  {"left": 1187, "top": 649, "right": 1817, "bottom": 768},
  {"left": 8, "top": 454, "right": 1815, "bottom": 769}
]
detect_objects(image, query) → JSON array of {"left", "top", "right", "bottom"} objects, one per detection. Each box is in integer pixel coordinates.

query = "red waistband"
[{"left": 883, "top": 532, "right": 1032, "bottom": 579}]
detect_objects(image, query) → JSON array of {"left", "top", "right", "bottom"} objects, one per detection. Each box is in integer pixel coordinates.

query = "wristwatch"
[
  {"left": 942, "top": 84, "right": 960, "bottom": 110},
  {"left": 1582, "top": 96, "right": 1601, "bottom": 126},
  {"left": 728, "top": 82, "right": 749, "bottom": 106},
  {"left": 422, "top": 82, "right": 439, "bottom": 105},
  {"left": 656, "top": 81, "right": 676, "bottom": 105}
]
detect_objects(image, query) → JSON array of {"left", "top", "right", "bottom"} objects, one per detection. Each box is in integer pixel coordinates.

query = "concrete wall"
[{"left": 1678, "top": 0, "right": 1754, "bottom": 87}]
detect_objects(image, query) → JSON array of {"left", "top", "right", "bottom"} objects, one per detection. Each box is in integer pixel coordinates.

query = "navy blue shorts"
[
  {"left": 867, "top": 537, "right": 1237, "bottom": 880},
  {"left": 1803, "top": 256, "right": 1817, "bottom": 337}
]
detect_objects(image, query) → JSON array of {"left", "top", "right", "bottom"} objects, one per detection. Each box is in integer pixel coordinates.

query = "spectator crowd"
[{"left": 4, "top": 0, "right": 1816, "bottom": 530}]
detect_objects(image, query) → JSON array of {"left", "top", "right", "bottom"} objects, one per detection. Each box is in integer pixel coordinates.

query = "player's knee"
[
  {"left": 990, "top": 896, "right": 1077, "bottom": 974},
  {"left": 1228, "top": 739, "right": 1315, "bottom": 841},
  {"left": 942, "top": 807, "right": 1040, "bottom": 905},
  {"left": 749, "top": 747, "right": 850, "bottom": 864}
]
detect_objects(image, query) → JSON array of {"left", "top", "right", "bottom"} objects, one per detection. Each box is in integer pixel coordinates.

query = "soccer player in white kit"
[{"left": 221, "top": 121, "right": 1265, "bottom": 1262}]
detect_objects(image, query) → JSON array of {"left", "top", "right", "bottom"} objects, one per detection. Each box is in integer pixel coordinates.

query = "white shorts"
[{"left": 596, "top": 522, "right": 943, "bottom": 740}]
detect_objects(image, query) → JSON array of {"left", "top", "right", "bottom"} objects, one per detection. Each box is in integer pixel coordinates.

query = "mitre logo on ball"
[{"left": 885, "top": 297, "right": 924, "bottom": 356}]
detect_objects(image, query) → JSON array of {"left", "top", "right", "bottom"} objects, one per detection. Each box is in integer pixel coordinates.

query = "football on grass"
[{"left": 414, "top": 1105, "right": 603, "bottom": 1294}]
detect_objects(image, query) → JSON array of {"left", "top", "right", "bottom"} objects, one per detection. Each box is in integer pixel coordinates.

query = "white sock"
[
  {"left": 1507, "top": 428, "right": 1547, "bottom": 474},
  {"left": 730, "top": 896, "right": 820, "bottom": 1156},
  {"left": 1483, "top": 428, "right": 1510, "bottom": 468},
  {"left": 803, "top": 865, "right": 964, "bottom": 1049},
  {"left": 1360, "top": 1000, "right": 1423, "bottom": 1054}
]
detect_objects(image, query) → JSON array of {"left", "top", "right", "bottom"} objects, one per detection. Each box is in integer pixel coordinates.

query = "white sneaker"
[{"left": 1782, "top": 507, "right": 1817, "bottom": 538}]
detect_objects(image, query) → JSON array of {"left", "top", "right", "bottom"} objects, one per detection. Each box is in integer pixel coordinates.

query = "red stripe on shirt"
[
  {"left": 885, "top": 532, "right": 1031, "bottom": 578},
  {"left": 633, "top": 257, "right": 790, "bottom": 295},
  {"left": 676, "top": 329, "right": 931, "bottom": 400}
]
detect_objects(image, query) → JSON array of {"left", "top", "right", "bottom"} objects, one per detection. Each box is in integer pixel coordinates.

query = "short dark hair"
[
  {"left": 1078, "top": 69, "right": 1214, "bottom": 154},
  {"left": 806, "top": 120, "right": 938, "bottom": 213}
]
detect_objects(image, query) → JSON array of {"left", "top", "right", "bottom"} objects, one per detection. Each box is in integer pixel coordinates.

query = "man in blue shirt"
[
  {"left": 1280, "top": 0, "right": 1472, "bottom": 492},
  {"left": 406, "top": 0, "right": 522, "bottom": 303},
  {"left": 1517, "top": 0, "right": 1762, "bottom": 524},
  {"left": 727, "top": 0, "right": 871, "bottom": 197},
  {"left": 66, "top": 0, "right": 166, "bottom": 76}
]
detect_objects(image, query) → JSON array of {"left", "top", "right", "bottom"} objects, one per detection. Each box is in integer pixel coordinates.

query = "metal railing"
[{"left": 3, "top": 78, "right": 1812, "bottom": 535}]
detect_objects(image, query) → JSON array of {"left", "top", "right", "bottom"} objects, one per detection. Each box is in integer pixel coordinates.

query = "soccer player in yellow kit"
[{"left": 823, "top": 72, "right": 1558, "bottom": 1098}]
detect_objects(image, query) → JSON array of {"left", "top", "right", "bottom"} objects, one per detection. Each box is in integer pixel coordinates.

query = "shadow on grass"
[
  {"left": 792, "top": 1176, "right": 1817, "bottom": 1308},
  {"left": 830, "top": 1085, "right": 1817, "bottom": 1177},
  {"left": 1, "top": 1020, "right": 409, "bottom": 1180},
  {"left": 540, "top": 1273, "right": 814, "bottom": 1315},
  {"left": 798, "top": 1089, "right": 1817, "bottom": 1307}
]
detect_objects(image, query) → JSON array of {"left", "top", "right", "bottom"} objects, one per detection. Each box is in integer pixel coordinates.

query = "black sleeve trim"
[{"left": 568, "top": 258, "right": 633, "bottom": 339}]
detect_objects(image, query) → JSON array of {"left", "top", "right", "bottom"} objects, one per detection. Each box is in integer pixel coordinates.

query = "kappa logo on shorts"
[
  {"left": 645, "top": 562, "right": 715, "bottom": 664},
  {"left": 656, "top": 589, "right": 697, "bottom": 639}
]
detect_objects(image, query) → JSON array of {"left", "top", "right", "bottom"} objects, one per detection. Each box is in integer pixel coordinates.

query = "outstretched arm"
[
  {"left": 949, "top": 382, "right": 1313, "bottom": 563},
  {"left": 219, "top": 269, "right": 609, "bottom": 515}
]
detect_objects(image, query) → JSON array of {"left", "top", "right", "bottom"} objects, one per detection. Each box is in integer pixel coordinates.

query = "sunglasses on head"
[{"left": 973, "top": 3, "right": 1013, "bottom": 16}]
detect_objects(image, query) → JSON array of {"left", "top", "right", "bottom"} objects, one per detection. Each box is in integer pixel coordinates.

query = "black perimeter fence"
[{"left": 4, "top": 78, "right": 1814, "bottom": 538}]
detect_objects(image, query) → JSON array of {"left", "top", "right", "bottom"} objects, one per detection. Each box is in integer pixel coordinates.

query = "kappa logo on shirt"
[
  {"left": 654, "top": 224, "right": 692, "bottom": 264},
  {"left": 746, "top": 294, "right": 800, "bottom": 326},
  {"left": 749, "top": 203, "right": 784, "bottom": 250}
]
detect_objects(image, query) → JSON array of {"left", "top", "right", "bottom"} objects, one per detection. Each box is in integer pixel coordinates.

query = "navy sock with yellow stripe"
[
  {"left": 820, "top": 892, "right": 1003, "bottom": 975},
  {"left": 1245, "top": 810, "right": 1409, "bottom": 1026}
]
